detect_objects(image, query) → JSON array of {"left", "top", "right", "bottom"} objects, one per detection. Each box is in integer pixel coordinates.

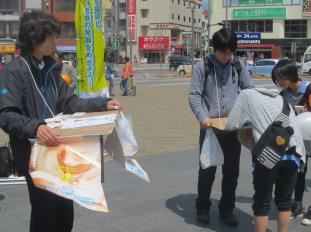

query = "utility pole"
[
  {"left": 114, "top": 0, "right": 119, "bottom": 64},
  {"left": 191, "top": 6, "right": 195, "bottom": 58},
  {"left": 225, "top": 0, "right": 228, "bottom": 28}
]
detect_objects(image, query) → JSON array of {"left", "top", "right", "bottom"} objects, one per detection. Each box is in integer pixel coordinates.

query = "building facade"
[
  {"left": 0, "top": 0, "right": 22, "bottom": 63},
  {"left": 208, "top": 0, "right": 311, "bottom": 62},
  {"left": 108, "top": 0, "right": 203, "bottom": 63}
]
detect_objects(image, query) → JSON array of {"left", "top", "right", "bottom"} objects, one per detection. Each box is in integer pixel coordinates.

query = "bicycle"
[{"left": 120, "top": 76, "right": 136, "bottom": 96}]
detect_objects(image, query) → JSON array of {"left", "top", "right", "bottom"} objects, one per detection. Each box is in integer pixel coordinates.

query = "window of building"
[
  {"left": 0, "top": 22, "right": 6, "bottom": 37},
  {"left": 285, "top": 20, "right": 307, "bottom": 38},
  {"left": 141, "top": 26, "right": 149, "bottom": 36},
  {"left": 141, "top": 9, "right": 149, "bottom": 18},
  {"left": 184, "top": 16, "right": 186, "bottom": 22},
  {"left": 172, "top": 14, "right": 174, "bottom": 20},
  {"left": 171, "top": 29, "right": 180, "bottom": 42},
  {"left": 178, "top": 0, "right": 180, "bottom": 4},
  {"left": 107, "top": 19, "right": 111, "bottom": 29},
  {"left": 172, "top": 0, "right": 174, "bottom": 3},
  {"left": 194, "top": 19, "right": 196, "bottom": 23},
  {"left": 119, "top": 3, "right": 126, "bottom": 12},
  {"left": 184, "top": 0, "right": 186, "bottom": 6},
  {"left": 189, "top": 17, "right": 191, "bottom": 23},
  {"left": 198, "top": 19, "right": 201, "bottom": 24},
  {"left": 178, "top": 15, "right": 180, "bottom": 21},
  {"left": 256, "top": 21, "right": 264, "bottom": 32},
  {"left": 265, "top": 20, "right": 273, "bottom": 32},
  {"left": 59, "top": 22, "right": 76, "bottom": 39},
  {"left": 0, "top": 0, "right": 18, "bottom": 13},
  {"left": 9, "top": 21, "right": 18, "bottom": 37},
  {"left": 55, "top": 0, "right": 75, "bottom": 12},
  {"left": 229, "top": 20, "right": 273, "bottom": 33}
]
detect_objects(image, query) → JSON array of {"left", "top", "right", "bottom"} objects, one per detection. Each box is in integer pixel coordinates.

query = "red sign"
[
  {"left": 127, "top": 0, "right": 136, "bottom": 14},
  {"left": 138, "top": 36, "right": 170, "bottom": 50},
  {"left": 128, "top": 15, "right": 136, "bottom": 42}
]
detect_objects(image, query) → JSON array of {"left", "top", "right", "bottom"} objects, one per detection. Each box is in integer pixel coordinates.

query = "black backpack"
[
  {"left": 0, "top": 143, "right": 13, "bottom": 177},
  {"left": 251, "top": 95, "right": 295, "bottom": 169},
  {"left": 203, "top": 56, "right": 243, "bottom": 92}
]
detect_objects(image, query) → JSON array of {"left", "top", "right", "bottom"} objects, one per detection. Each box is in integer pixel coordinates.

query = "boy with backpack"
[
  {"left": 225, "top": 86, "right": 306, "bottom": 232},
  {"left": 188, "top": 28, "right": 254, "bottom": 226}
]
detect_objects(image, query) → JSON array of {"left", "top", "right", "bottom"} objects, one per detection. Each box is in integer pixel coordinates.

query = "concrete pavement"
[{"left": 0, "top": 149, "right": 310, "bottom": 232}]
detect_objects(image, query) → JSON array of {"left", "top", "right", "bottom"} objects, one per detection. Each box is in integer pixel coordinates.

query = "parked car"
[
  {"left": 302, "top": 46, "right": 311, "bottom": 75},
  {"left": 246, "top": 59, "right": 278, "bottom": 78},
  {"left": 169, "top": 55, "right": 190, "bottom": 71},
  {"left": 176, "top": 59, "right": 201, "bottom": 75}
]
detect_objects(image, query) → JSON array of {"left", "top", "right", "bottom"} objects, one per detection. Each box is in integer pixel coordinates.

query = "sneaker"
[
  {"left": 291, "top": 201, "right": 303, "bottom": 219},
  {"left": 219, "top": 213, "right": 239, "bottom": 227},
  {"left": 301, "top": 206, "right": 311, "bottom": 226},
  {"left": 196, "top": 209, "right": 210, "bottom": 224}
]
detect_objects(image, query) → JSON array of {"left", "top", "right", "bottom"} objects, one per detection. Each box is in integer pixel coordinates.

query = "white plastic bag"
[
  {"left": 200, "top": 128, "right": 224, "bottom": 169},
  {"left": 115, "top": 111, "right": 138, "bottom": 157}
]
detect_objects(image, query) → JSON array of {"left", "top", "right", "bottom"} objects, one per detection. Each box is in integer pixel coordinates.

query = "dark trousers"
[
  {"left": 196, "top": 129, "right": 241, "bottom": 215},
  {"left": 294, "top": 157, "right": 308, "bottom": 201},
  {"left": 25, "top": 174, "right": 74, "bottom": 232},
  {"left": 252, "top": 161, "right": 298, "bottom": 216}
]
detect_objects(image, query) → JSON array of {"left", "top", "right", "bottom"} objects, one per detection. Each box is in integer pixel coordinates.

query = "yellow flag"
[{"left": 75, "top": 0, "right": 108, "bottom": 98}]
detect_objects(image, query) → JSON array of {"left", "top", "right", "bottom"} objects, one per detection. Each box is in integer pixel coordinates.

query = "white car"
[
  {"left": 302, "top": 47, "right": 311, "bottom": 75},
  {"left": 176, "top": 59, "right": 201, "bottom": 76}
]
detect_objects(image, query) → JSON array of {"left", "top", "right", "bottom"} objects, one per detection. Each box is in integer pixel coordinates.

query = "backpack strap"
[
  {"left": 202, "top": 56, "right": 213, "bottom": 97},
  {"left": 232, "top": 57, "right": 242, "bottom": 88},
  {"left": 276, "top": 95, "right": 291, "bottom": 129}
]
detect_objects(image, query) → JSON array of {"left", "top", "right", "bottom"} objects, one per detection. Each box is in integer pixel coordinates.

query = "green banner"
[
  {"left": 240, "top": 0, "right": 283, "bottom": 5},
  {"left": 233, "top": 8, "right": 286, "bottom": 19},
  {"left": 75, "top": 0, "right": 108, "bottom": 98}
]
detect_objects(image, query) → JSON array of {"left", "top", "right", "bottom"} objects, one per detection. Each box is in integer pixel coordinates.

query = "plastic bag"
[
  {"left": 115, "top": 111, "right": 138, "bottom": 157},
  {"left": 200, "top": 128, "right": 224, "bottom": 169}
]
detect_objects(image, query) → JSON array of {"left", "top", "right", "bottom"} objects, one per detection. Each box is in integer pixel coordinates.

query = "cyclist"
[{"left": 121, "top": 56, "right": 133, "bottom": 96}]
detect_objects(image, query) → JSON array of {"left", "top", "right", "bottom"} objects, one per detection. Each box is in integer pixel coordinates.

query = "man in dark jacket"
[{"left": 0, "top": 11, "right": 121, "bottom": 232}]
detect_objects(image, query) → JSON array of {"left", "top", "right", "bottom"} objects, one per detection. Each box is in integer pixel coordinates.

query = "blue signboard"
[{"left": 236, "top": 32, "right": 261, "bottom": 40}]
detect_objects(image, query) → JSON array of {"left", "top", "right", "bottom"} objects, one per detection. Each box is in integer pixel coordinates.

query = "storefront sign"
[
  {"left": 0, "top": 44, "right": 15, "bottom": 53},
  {"left": 138, "top": 36, "right": 169, "bottom": 50},
  {"left": 238, "top": 40, "right": 261, "bottom": 44},
  {"left": 236, "top": 32, "right": 261, "bottom": 40},
  {"left": 233, "top": 8, "right": 286, "bottom": 19},
  {"left": 240, "top": 0, "right": 282, "bottom": 5},
  {"left": 150, "top": 23, "right": 174, "bottom": 30},
  {"left": 127, "top": 0, "right": 136, "bottom": 14},
  {"left": 128, "top": 15, "right": 136, "bottom": 42},
  {"left": 127, "top": 0, "right": 136, "bottom": 42},
  {"left": 303, "top": 0, "right": 311, "bottom": 17}
]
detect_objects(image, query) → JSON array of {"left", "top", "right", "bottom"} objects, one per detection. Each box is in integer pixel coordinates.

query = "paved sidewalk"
[{"left": 0, "top": 149, "right": 310, "bottom": 232}]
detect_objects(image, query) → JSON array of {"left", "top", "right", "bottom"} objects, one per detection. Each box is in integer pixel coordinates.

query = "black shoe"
[
  {"left": 110, "top": 93, "right": 115, "bottom": 96},
  {"left": 291, "top": 201, "right": 303, "bottom": 219},
  {"left": 219, "top": 213, "right": 239, "bottom": 227},
  {"left": 196, "top": 209, "right": 210, "bottom": 224},
  {"left": 122, "top": 93, "right": 128, "bottom": 96}
]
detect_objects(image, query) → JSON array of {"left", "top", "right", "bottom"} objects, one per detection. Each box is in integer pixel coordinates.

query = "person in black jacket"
[{"left": 0, "top": 11, "right": 121, "bottom": 232}]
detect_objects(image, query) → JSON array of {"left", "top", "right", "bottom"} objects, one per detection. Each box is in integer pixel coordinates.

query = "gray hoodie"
[
  {"left": 225, "top": 88, "right": 306, "bottom": 162},
  {"left": 188, "top": 53, "right": 254, "bottom": 123}
]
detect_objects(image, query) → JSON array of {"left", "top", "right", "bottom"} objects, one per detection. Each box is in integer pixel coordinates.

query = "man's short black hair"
[
  {"left": 212, "top": 28, "right": 238, "bottom": 52},
  {"left": 17, "top": 10, "right": 61, "bottom": 52},
  {"left": 271, "top": 59, "right": 299, "bottom": 85},
  {"left": 124, "top": 57, "right": 130, "bottom": 62}
]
